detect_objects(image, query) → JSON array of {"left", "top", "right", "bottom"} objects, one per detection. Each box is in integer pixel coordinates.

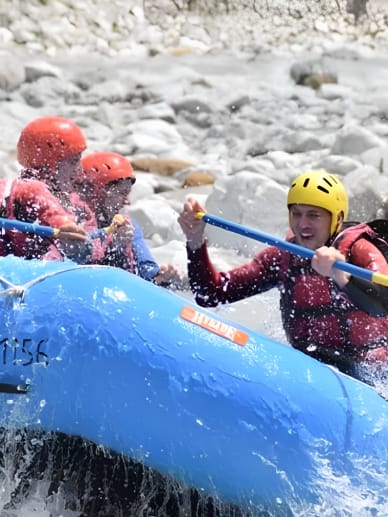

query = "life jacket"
[
  {"left": 67, "top": 192, "right": 97, "bottom": 233},
  {"left": 335, "top": 220, "right": 388, "bottom": 260},
  {"left": 92, "top": 214, "right": 136, "bottom": 273},
  {"left": 0, "top": 177, "right": 13, "bottom": 212},
  {"left": 92, "top": 216, "right": 159, "bottom": 280},
  {"left": 0, "top": 178, "right": 13, "bottom": 256},
  {"left": 279, "top": 223, "right": 388, "bottom": 371},
  {"left": 3, "top": 177, "right": 74, "bottom": 259}
]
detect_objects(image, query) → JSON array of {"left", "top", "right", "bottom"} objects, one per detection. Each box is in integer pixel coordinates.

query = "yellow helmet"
[{"left": 287, "top": 169, "right": 348, "bottom": 236}]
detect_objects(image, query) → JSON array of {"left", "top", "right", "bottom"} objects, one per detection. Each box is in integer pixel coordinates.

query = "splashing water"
[
  {"left": 0, "top": 429, "right": 254, "bottom": 517},
  {"left": 0, "top": 427, "right": 386, "bottom": 517}
]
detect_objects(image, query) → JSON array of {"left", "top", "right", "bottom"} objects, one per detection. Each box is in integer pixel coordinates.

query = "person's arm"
[
  {"left": 178, "top": 197, "right": 281, "bottom": 306},
  {"left": 186, "top": 240, "right": 281, "bottom": 307},
  {"left": 344, "top": 238, "right": 388, "bottom": 317},
  {"left": 131, "top": 221, "right": 160, "bottom": 280},
  {"left": 11, "top": 179, "right": 86, "bottom": 241},
  {"left": 312, "top": 241, "right": 388, "bottom": 317},
  {"left": 6, "top": 179, "right": 87, "bottom": 260},
  {"left": 12, "top": 179, "right": 74, "bottom": 228},
  {"left": 126, "top": 219, "right": 185, "bottom": 288}
]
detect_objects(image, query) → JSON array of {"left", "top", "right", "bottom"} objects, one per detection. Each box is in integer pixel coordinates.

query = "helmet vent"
[
  {"left": 81, "top": 151, "right": 136, "bottom": 186},
  {"left": 317, "top": 185, "right": 330, "bottom": 194},
  {"left": 302, "top": 178, "right": 310, "bottom": 187},
  {"left": 323, "top": 177, "right": 334, "bottom": 187}
]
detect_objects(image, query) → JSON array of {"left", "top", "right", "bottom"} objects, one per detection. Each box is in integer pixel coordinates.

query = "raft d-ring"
[{"left": 0, "top": 285, "right": 26, "bottom": 298}]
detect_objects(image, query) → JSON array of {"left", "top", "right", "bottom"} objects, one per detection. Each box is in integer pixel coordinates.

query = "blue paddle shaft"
[
  {"left": 0, "top": 218, "right": 116, "bottom": 242},
  {"left": 0, "top": 218, "right": 119, "bottom": 242},
  {"left": 202, "top": 213, "right": 374, "bottom": 283},
  {"left": 0, "top": 217, "right": 56, "bottom": 238}
]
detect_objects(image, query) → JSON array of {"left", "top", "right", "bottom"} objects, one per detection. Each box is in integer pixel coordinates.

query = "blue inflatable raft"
[{"left": 0, "top": 255, "right": 386, "bottom": 511}]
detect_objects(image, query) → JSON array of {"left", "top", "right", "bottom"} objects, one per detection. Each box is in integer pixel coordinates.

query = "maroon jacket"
[{"left": 187, "top": 229, "right": 388, "bottom": 369}]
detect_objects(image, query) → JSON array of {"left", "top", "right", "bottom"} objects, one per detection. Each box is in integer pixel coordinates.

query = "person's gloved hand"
[
  {"left": 154, "top": 263, "right": 188, "bottom": 290},
  {"left": 311, "top": 245, "right": 350, "bottom": 287},
  {"left": 55, "top": 222, "right": 87, "bottom": 242},
  {"left": 109, "top": 215, "right": 134, "bottom": 247},
  {"left": 364, "top": 346, "right": 388, "bottom": 364},
  {"left": 177, "top": 197, "right": 206, "bottom": 250},
  {"left": 55, "top": 222, "right": 91, "bottom": 263}
]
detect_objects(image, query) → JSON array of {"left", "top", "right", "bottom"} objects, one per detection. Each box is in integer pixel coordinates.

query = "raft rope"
[
  {"left": 0, "top": 276, "right": 19, "bottom": 290},
  {"left": 0, "top": 264, "right": 112, "bottom": 302}
]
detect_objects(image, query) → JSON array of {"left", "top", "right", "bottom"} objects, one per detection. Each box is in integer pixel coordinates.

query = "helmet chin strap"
[{"left": 332, "top": 212, "right": 344, "bottom": 237}]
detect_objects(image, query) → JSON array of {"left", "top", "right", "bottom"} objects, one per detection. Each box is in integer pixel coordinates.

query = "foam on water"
[{"left": 0, "top": 426, "right": 386, "bottom": 516}]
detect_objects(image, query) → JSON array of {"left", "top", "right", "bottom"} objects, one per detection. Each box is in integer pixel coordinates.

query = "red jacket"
[
  {"left": 1, "top": 177, "right": 74, "bottom": 259},
  {"left": 0, "top": 178, "right": 10, "bottom": 256},
  {"left": 187, "top": 229, "right": 388, "bottom": 370},
  {"left": 41, "top": 191, "right": 106, "bottom": 262}
]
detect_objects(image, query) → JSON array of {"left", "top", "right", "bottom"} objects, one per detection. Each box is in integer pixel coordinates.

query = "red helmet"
[
  {"left": 17, "top": 116, "right": 87, "bottom": 171},
  {"left": 81, "top": 152, "right": 136, "bottom": 187}
]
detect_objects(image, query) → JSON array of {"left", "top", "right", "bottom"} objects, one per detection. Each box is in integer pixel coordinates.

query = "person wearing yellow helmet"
[
  {"left": 178, "top": 169, "right": 388, "bottom": 384},
  {"left": 287, "top": 169, "right": 348, "bottom": 238}
]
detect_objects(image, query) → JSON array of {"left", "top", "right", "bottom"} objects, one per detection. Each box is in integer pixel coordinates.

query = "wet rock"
[
  {"left": 24, "top": 60, "right": 63, "bottom": 82},
  {"left": 131, "top": 157, "right": 194, "bottom": 176},
  {"left": 0, "top": 51, "right": 26, "bottom": 91},
  {"left": 332, "top": 124, "right": 386, "bottom": 156},
  {"left": 303, "top": 73, "right": 338, "bottom": 90},
  {"left": 290, "top": 60, "right": 338, "bottom": 89},
  {"left": 180, "top": 170, "right": 215, "bottom": 187}
]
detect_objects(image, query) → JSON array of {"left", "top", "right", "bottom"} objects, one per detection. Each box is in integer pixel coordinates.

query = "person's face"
[
  {"left": 54, "top": 153, "right": 83, "bottom": 194},
  {"left": 103, "top": 178, "right": 133, "bottom": 217},
  {"left": 289, "top": 204, "right": 332, "bottom": 249}
]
